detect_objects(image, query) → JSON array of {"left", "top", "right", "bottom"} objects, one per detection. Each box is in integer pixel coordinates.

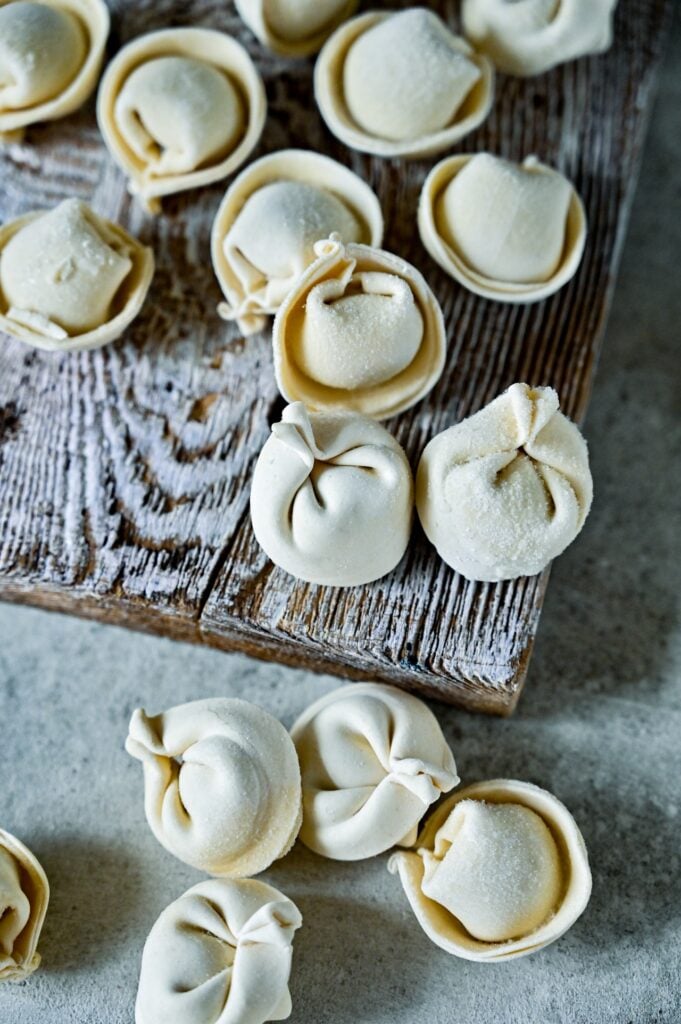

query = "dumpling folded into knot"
[
  {"left": 0, "top": 828, "right": 49, "bottom": 982},
  {"left": 416, "top": 383, "right": 593, "bottom": 582},
  {"left": 135, "top": 877, "right": 302, "bottom": 1024},
  {"left": 291, "top": 683, "right": 459, "bottom": 860},
  {"left": 235, "top": 0, "right": 358, "bottom": 57},
  {"left": 250, "top": 402, "right": 414, "bottom": 587},
  {"left": 125, "top": 698, "right": 302, "bottom": 877}
]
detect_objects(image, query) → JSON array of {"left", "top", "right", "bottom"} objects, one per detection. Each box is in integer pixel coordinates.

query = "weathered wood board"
[{"left": 0, "top": 0, "right": 672, "bottom": 713}]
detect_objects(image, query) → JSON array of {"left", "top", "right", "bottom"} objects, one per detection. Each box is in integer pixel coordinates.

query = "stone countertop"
[{"left": 1, "top": 18, "right": 680, "bottom": 1024}]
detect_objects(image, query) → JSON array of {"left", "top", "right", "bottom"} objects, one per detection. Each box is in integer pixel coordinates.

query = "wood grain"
[{"left": 0, "top": 0, "right": 672, "bottom": 713}]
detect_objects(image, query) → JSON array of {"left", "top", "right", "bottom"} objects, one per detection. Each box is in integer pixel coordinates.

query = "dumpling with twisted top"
[
  {"left": 235, "top": 0, "right": 358, "bottom": 57},
  {"left": 125, "top": 698, "right": 302, "bottom": 877},
  {"left": 291, "top": 683, "right": 459, "bottom": 860},
  {"left": 0, "top": 828, "right": 49, "bottom": 982},
  {"left": 136, "top": 877, "right": 302, "bottom": 1024},
  {"left": 416, "top": 383, "right": 593, "bottom": 581}
]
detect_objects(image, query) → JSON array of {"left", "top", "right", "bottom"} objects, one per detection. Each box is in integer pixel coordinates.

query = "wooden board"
[{"left": 0, "top": 0, "right": 672, "bottom": 713}]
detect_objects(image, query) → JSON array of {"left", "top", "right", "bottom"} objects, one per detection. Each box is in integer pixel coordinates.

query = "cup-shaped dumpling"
[
  {"left": 416, "top": 383, "right": 593, "bottom": 582},
  {"left": 97, "top": 28, "right": 266, "bottom": 213},
  {"left": 125, "top": 698, "right": 302, "bottom": 877},
  {"left": 250, "top": 402, "right": 413, "bottom": 586},
  {"left": 314, "top": 8, "right": 494, "bottom": 158},
  {"left": 235, "top": 0, "right": 358, "bottom": 57},
  {"left": 419, "top": 152, "right": 586, "bottom": 302},
  {"left": 389, "top": 779, "right": 592, "bottom": 961},
  {"left": 0, "top": 0, "right": 109, "bottom": 142},
  {"left": 291, "top": 683, "right": 459, "bottom": 861},
  {"left": 462, "top": 0, "right": 617, "bottom": 77},
  {"left": 211, "top": 149, "right": 383, "bottom": 336},
  {"left": 136, "top": 877, "right": 302, "bottom": 1024},
  {"left": 273, "top": 236, "right": 445, "bottom": 419},
  {"left": 0, "top": 828, "right": 49, "bottom": 982},
  {"left": 0, "top": 198, "right": 154, "bottom": 352}
]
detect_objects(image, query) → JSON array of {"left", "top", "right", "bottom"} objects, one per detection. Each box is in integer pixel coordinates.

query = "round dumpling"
[
  {"left": 290, "top": 683, "right": 459, "bottom": 860},
  {"left": 314, "top": 8, "right": 494, "bottom": 158},
  {"left": 389, "top": 779, "right": 592, "bottom": 961},
  {"left": 0, "top": 828, "right": 49, "bottom": 982},
  {"left": 235, "top": 0, "right": 358, "bottom": 57},
  {"left": 211, "top": 148, "right": 383, "bottom": 336},
  {"left": 273, "top": 236, "right": 445, "bottom": 419},
  {"left": 125, "top": 697, "right": 302, "bottom": 877},
  {"left": 462, "top": 0, "right": 617, "bottom": 77},
  {"left": 416, "top": 383, "right": 593, "bottom": 582},
  {"left": 250, "top": 402, "right": 413, "bottom": 587},
  {"left": 136, "top": 877, "right": 302, "bottom": 1024},
  {"left": 0, "top": 198, "right": 154, "bottom": 352}
]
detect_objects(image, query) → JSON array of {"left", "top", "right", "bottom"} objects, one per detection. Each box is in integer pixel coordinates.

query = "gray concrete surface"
[{"left": 2, "top": 20, "right": 680, "bottom": 1024}]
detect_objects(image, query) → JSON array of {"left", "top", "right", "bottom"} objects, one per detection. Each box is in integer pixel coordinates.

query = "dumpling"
[
  {"left": 0, "top": 828, "right": 49, "bottom": 982},
  {"left": 389, "top": 779, "right": 592, "bottom": 961},
  {"left": 0, "top": 198, "right": 154, "bottom": 352},
  {"left": 419, "top": 152, "right": 587, "bottom": 302},
  {"left": 250, "top": 402, "right": 413, "bottom": 587},
  {"left": 97, "top": 28, "right": 266, "bottom": 213},
  {"left": 235, "top": 0, "right": 358, "bottom": 57},
  {"left": 125, "top": 698, "right": 302, "bottom": 877},
  {"left": 416, "top": 383, "right": 593, "bottom": 582},
  {"left": 314, "top": 8, "right": 494, "bottom": 158},
  {"left": 211, "top": 149, "right": 383, "bottom": 336},
  {"left": 136, "top": 877, "right": 302, "bottom": 1024},
  {"left": 290, "top": 683, "right": 459, "bottom": 861},
  {"left": 273, "top": 236, "right": 446, "bottom": 419},
  {"left": 462, "top": 0, "right": 618, "bottom": 77},
  {"left": 0, "top": 0, "right": 109, "bottom": 142}
]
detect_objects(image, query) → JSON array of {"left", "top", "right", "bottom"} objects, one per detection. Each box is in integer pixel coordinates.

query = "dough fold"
[
  {"left": 235, "top": 0, "right": 358, "bottom": 57},
  {"left": 0, "top": 828, "right": 49, "bottom": 982}
]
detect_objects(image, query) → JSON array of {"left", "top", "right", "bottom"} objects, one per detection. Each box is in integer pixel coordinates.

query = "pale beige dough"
[
  {"left": 236, "top": 0, "right": 358, "bottom": 56},
  {"left": 0, "top": 828, "right": 49, "bottom": 982}
]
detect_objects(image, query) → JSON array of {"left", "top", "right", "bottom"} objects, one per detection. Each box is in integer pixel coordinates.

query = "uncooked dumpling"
[
  {"left": 250, "top": 402, "right": 413, "bottom": 587},
  {"left": 236, "top": 0, "right": 358, "bottom": 57},
  {"left": 125, "top": 697, "right": 302, "bottom": 877},
  {"left": 291, "top": 683, "right": 459, "bottom": 860},
  {"left": 136, "top": 877, "right": 302, "bottom": 1024},
  {"left": 0, "top": 828, "right": 49, "bottom": 982},
  {"left": 416, "top": 383, "right": 593, "bottom": 581}
]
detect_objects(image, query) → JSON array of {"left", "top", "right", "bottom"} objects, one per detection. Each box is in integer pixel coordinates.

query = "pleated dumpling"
[
  {"left": 273, "top": 236, "right": 446, "bottom": 419},
  {"left": 136, "top": 878, "right": 302, "bottom": 1024},
  {"left": 125, "top": 698, "right": 302, "bottom": 877},
  {"left": 291, "top": 684, "right": 459, "bottom": 861},
  {"left": 250, "top": 402, "right": 413, "bottom": 587},
  {"left": 235, "top": 0, "right": 358, "bottom": 57},
  {"left": 211, "top": 149, "right": 383, "bottom": 336},
  {"left": 0, "top": 828, "right": 49, "bottom": 982},
  {"left": 416, "top": 383, "right": 593, "bottom": 581},
  {"left": 389, "top": 779, "right": 592, "bottom": 961},
  {"left": 462, "top": 0, "right": 618, "bottom": 77},
  {"left": 315, "top": 8, "right": 494, "bottom": 157},
  {"left": 0, "top": 0, "right": 109, "bottom": 142}
]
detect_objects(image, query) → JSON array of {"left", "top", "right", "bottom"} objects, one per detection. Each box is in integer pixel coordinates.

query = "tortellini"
[
  {"left": 97, "top": 28, "right": 266, "bottom": 212},
  {"left": 136, "top": 878, "right": 302, "bottom": 1024},
  {"left": 0, "top": 828, "right": 49, "bottom": 982},
  {"left": 273, "top": 236, "right": 446, "bottom": 419},
  {"left": 211, "top": 149, "right": 383, "bottom": 336},
  {"left": 314, "top": 8, "right": 494, "bottom": 157},
  {"left": 389, "top": 779, "right": 592, "bottom": 961},
  {"left": 419, "top": 152, "right": 587, "bottom": 302},
  {"left": 290, "top": 683, "right": 459, "bottom": 861},
  {"left": 416, "top": 383, "right": 593, "bottom": 582},
  {"left": 0, "top": 198, "right": 154, "bottom": 352},
  {"left": 462, "top": 0, "right": 618, "bottom": 77},
  {"left": 0, "top": 0, "right": 109, "bottom": 142},
  {"left": 125, "top": 698, "right": 302, "bottom": 877},
  {"left": 250, "top": 402, "right": 413, "bottom": 587},
  {"left": 235, "top": 0, "right": 358, "bottom": 57}
]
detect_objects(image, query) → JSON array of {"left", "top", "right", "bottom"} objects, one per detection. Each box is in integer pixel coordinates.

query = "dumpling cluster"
[
  {"left": 0, "top": 0, "right": 109, "bottom": 142},
  {"left": 211, "top": 149, "right": 383, "bottom": 336},
  {"left": 235, "top": 0, "right": 358, "bottom": 57},
  {"left": 315, "top": 8, "right": 494, "bottom": 157},
  {"left": 250, "top": 402, "right": 413, "bottom": 587},
  {"left": 0, "top": 198, "right": 154, "bottom": 351},
  {"left": 419, "top": 152, "right": 586, "bottom": 302},
  {"left": 97, "top": 28, "right": 266, "bottom": 212},
  {"left": 416, "top": 383, "right": 593, "bottom": 582},
  {"left": 273, "top": 236, "right": 446, "bottom": 419},
  {"left": 0, "top": 828, "right": 49, "bottom": 982}
]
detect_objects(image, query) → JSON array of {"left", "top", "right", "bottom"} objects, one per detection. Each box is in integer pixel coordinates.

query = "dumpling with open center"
[{"left": 235, "top": 0, "right": 358, "bottom": 56}]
